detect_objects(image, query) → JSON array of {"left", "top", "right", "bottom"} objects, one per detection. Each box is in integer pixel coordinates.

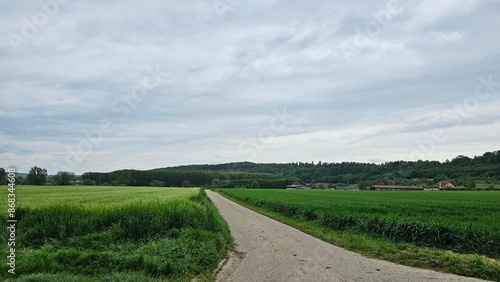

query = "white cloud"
[
  {"left": 402, "top": 0, "right": 478, "bottom": 31},
  {"left": 0, "top": 0, "right": 499, "bottom": 174}
]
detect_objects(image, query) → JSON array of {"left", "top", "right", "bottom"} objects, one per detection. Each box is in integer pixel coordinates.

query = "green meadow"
[{"left": 0, "top": 186, "right": 231, "bottom": 281}]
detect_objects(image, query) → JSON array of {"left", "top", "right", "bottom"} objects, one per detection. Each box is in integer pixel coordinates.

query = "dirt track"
[{"left": 206, "top": 190, "right": 487, "bottom": 282}]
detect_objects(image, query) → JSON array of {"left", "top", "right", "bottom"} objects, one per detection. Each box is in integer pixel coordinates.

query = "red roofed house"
[{"left": 437, "top": 181, "right": 455, "bottom": 189}]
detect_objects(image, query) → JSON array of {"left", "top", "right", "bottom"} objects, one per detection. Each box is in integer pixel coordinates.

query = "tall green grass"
[
  {"left": 217, "top": 189, "right": 500, "bottom": 259},
  {"left": 0, "top": 187, "right": 231, "bottom": 281}
]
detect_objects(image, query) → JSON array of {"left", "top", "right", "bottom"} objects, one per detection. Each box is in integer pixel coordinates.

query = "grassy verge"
[
  {"left": 216, "top": 190, "right": 500, "bottom": 281},
  {"left": 0, "top": 187, "right": 231, "bottom": 281}
]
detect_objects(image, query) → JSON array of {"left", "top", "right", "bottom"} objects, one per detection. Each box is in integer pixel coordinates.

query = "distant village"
[{"left": 286, "top": 180, "right": 466, "bottom": 191}]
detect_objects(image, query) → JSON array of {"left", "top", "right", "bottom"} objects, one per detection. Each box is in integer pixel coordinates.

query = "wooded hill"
[{"left": 81, "top": 150, "right": 500, "bottom": 188}]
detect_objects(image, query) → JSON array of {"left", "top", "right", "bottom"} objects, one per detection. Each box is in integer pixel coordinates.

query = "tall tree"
[
  {"left": 52, "top": 171, "right": 75, "bottom": 185},
  {"left": 26, "top": 166, "right": 48, "bottom": 185},
  {"left": 250, "top": 180, "right": 260, "bottom": 188},
  {"left": 465, "top": 180, "right": 476, "bottom": 189},
  {"left": 0, "top": 168, "right": 7, "bottom": 185},
  {"left": 211, "top": 179, "right": 221, "bottom": 188},
  {"left": 117, "top": 171, "right": 132, "bottom": 186}
]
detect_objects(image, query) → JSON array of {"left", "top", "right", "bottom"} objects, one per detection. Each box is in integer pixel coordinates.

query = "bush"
[
  {"left": 220, "top": 180, "right": 234, "bottom": 188},
  {"left": 82, "top": 179, "right": 96, "bottom": 186},
  {"left": 250, "top": 181, "right": 260, "bottom": 188},
  {"left": 212, "top": 179, "right": 221, "bottom": 188},
  {"left": 149, "top": 180, "right": 165, "bottom": 187}
]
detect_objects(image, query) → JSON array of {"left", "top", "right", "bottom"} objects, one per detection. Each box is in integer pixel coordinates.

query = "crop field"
[
  {"left": 4, "top": 185, "right": 200, "bottom": 209},
  {"left": 217, "top": 189, "right": 500, "bottom": 259},
  {"left": 0, "top": 186, "right": 231, "bottom": 282}
]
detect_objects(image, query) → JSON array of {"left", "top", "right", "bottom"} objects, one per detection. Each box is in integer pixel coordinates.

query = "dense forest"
[
  {"left": 80, "top": 150, "right": 500, "bottom": 189},
  {"left": 81, "top": 169, "right": 299, "bottom": 188}
]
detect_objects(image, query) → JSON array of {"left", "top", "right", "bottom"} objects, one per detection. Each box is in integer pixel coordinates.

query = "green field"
[
  {"left": 217, "top": 189, "right": 500, "bottom": 280},
  {"left": 0, "top": 186, "right": 231, "bottom": 281},
  {"left": 2, "top": 185, "right": 200, "bottom": 209}
]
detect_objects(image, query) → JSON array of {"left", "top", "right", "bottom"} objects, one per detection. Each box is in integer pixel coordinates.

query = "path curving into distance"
[{"left": 206, "top": 190, "right": 487, "bottom": 282}]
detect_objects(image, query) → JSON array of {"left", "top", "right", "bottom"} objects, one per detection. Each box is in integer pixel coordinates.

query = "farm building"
[
  {"left": 311, "top": 182, "right": 331, "bottom": 189},
  {"left": 286, "top": 184, "right": 311, "bottom": 190},
  {"left": 439, "top": 186, "right": 466, "bottom": 191},
  {"left": 372, "top": 185, "right": 424, "bottom": 191},
  {"left": 437, "top": 181, "right": 455, "bottom": 189},
  {"left": 335, "top": 186, "right": 360, "bottom": 191},
  {"left": 434, "top": 181, "right": 467, "bottom": 190},
  {"left": 424, "top": 187, "right": 440, "bottom": 191}
]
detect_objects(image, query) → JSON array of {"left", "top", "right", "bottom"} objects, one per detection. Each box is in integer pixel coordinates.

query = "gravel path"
[{"left": 206, "top": 190, "right": 488, "bottom": 282}]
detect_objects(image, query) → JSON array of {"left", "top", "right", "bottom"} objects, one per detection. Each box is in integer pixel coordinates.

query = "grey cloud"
[{"left": 1, "top": 0, "right": 499, "bottom": 174}]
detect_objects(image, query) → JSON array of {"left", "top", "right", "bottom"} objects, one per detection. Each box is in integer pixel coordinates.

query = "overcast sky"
[{"left": 1, "top": 0, "right": 499, "bottom": 174}]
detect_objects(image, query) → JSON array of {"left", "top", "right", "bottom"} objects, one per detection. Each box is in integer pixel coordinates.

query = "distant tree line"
[
  {"left": 0, "top": 166, "right": 76, "bottom": 186},
  {"left": 81, "top": 169, "right": 298, "bottom": 188},
  {"left": 144, "top": 150, "right": 500, "bottom": 187},
  {"left": 210, "top": 179, "right": 295, "bottom": 189},
  {"left": 4, "top": 150, "right": 499, "bottom": 188}
]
